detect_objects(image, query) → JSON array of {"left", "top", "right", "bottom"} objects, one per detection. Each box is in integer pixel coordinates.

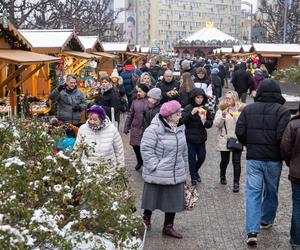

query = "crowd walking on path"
[{"left": 48, "top": 56, "right": 300, "bottom": 249}]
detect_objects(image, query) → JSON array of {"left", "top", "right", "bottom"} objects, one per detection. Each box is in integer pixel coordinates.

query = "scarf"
[
  {"left": 88, "top": 120, "right": 106, "bottom": 131},
  {"left": 163, "top": 118, "right": 178, "bottom": 133},
  {"left": 101, "top": 84, "right": 113, "bottom": 95}
]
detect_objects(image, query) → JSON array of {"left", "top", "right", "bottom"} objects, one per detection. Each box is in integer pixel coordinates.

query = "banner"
[{"left": 125, "top": 12, "right": 136, "bottom": 45}]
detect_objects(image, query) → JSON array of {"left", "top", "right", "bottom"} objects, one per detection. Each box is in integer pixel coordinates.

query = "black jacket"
[
  {"left": 95, "top": 88, "right": 123, "bottom": 121},
  {"left": 144, "top": 103, "right": 161, "bottom": 127},
  {"left": 179, "top": 90, "right": 192, "bottom": 108},
  {"left": 156, "top": 78, "right": 180, "bottom": 104},
  {"left": 182, "top": 88, "right": 214, "bottom": 144},
  {"left": 231, "top": 63, "right": 253, "bottom": 94},
  {"left": 235, "top": 79, "right": 291, "bottom": 161}
]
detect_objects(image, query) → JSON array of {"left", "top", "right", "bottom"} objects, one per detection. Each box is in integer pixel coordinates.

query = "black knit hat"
[{"left": 138, "top": 84, "right": 150, "bottom": 93}]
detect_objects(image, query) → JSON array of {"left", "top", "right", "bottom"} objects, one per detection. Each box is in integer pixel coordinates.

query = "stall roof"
[
  {"left": 233, "top": 45, "right": 241, "bottom": 53},
  {"left": 0, "top": 49, "right": 59, "bottom": 64},
  {"left": 63, "top": 51, "right": 101, "bottom": 60},
  {"left": 78, "top": 36, "right": 103, "bottom": 51},
  {"left": 19, "top": 29, "right": 85, "bottom": 52},
  {"left": 252, "top": 43, "right": 300, "bottom": 54},
  {"left": 221, "top": 47, "right": 233, "bottom": 53},
  {"left": 241, "top": 44, "right": 252, "bottom": 53},
  {"left": 92, "top": 51, "right": 117, "bottom": 59},
  {"left": 102, "top": 42, "right": 129, "bottom": 52},
  {"left": 292, "top": 55, "right": 300, "bottom": 59}
]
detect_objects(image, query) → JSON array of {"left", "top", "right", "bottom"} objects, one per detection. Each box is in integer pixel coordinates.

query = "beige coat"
[{"left": 213, "top": 107, "right": 241, "bottom": 152}]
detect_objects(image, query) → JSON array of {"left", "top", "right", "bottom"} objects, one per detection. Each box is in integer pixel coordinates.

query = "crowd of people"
[{"left": 48, "top": 56, "right": 299, "bottom": 248}]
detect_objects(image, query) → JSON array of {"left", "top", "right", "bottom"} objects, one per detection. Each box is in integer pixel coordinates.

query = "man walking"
[{"left": 235, "top": 79, "right": 290, "bottom": 245}]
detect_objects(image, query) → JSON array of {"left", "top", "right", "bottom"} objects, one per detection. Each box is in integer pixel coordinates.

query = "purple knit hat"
[
  {"left": 87, "top": 105, "right": 106, "bottom": 120},
  {"left": 159, "top": 100, "right": 181, "bottom": 117}
]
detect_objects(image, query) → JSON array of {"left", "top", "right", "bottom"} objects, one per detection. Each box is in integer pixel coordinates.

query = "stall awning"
[
  {"left": 92, "top": 52, "right": 117, "bottom": 59},
  {"left": 292, "top": 55, "right": 300, "bottom": 60},
  {"left": 261, "top": 53, "right": 282, "bottom": 58},
  {"left": 0, "top": 49, "right": 59, "bottom": 64},
  {"left": 63, "top": 51, "right": 101, "bottom": 59}
]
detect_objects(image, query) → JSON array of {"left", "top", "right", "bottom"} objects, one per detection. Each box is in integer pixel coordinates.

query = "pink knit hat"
[{"left": 159, "top": 100, "right": 181, "bottom": 117}]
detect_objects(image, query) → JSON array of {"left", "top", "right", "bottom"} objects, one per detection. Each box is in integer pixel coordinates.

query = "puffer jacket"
[
  {"left": 49, "top": 87, "right": 87, "bottom": 125},
  {"left": 236, "top": 79, "right": 291, "bottom": 161},
  {"left": 182, "top": 88, "right": 214, "bottom": 144},
  {"left": 120, "top": 65, "right": 142, "bottom": 94},
  {"left": 141, "top": 114, "right": 188, "bottom": 185},
  {"left": 281, "top": 114, "right": 300, "bottom": 183},
  {"left": 75, "top": 118, "right": 124, "bottom": 171},
  {"left": 214, "top": 106, "right": 244, "bottom": 152}
]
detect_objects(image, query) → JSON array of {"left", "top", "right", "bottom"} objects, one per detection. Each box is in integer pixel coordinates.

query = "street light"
[{"left": 241, "top": 1, "right": 253, "bottom": 44}]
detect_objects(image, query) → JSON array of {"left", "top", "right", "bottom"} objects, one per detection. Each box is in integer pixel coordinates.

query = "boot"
[
  {"left": 162, "top": 224, "right": 183, "bottom": 239},
  {"left": 143, "top": 215, "right": 151, "bottom": 230},
  {"left": 220, "top": 176, "right": 227, "bottom": 185},
  {"left": 233, "top": 182, "right": 239, "bottom": 193}
]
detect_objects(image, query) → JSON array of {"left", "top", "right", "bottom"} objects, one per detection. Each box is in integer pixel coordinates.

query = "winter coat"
[
  {"left": 141, "top": 114, "right": 188, "bottom": 185},
  {"left": 124, "top": 97, "right": 149, "bottom": 145},
  {"left": 120, "top": 65, "right": 142, "bottom": 94},
  {"left": 231, "top": 65, "right": 253, "bottom": 94},
  {"left": 251, "top": 73, "right": 264, "bottom": 91},
  {"left": 149, "top": 65, "right": 161, "bottom": 81},
  {"left": 182, "top": 88, "right": 214, "bottom": 144},
  {"left": 214, "top": 107, "right": 243, "bottom": 151},
  {"left": 144, "top": 103, "right": 161, "bottom": 127},
  {"left": 75, "top": 118, "right": 125, "bottom": 171},
  {"left": 179, "top": 90, "right": 192, "bottom": 108},
  {"left": 281, "top": 114, "right": 300, "bottom": 183},
  {"left": 194, "top": 75, "right": 213, "bottom": 97},
  {"left": 49, "top": 87, "right": 87, "bottom": 125},
  {"left": 211, "top": 73, "right": 222, "bottom": 97},
  {"left": 156, "top": 78, "right": 180, "bottom": 104},
  {"left": 236, "top": 79, "right": 291, "bottom": 161},
  {"left": 95, "top": 88, "right": 123, "bottom": 122}
]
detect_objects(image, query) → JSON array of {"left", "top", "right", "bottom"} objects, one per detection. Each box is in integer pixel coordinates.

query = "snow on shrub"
[{"left": 0, "top": 119, "right": 142, "bottom": 249}]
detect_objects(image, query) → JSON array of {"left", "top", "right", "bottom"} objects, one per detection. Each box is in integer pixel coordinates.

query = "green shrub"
[{"left": 272, "top": 66, "right": 300, "bottom": 84}]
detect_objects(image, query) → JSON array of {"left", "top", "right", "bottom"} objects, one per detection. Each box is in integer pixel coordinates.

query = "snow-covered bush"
[{"left": 0, "top": 119, "right": 142, "bottom": 249}]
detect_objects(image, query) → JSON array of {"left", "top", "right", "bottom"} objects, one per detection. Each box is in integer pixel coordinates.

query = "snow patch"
[{"left": 3, "top": 157, "right": 25, "bottom": 168}]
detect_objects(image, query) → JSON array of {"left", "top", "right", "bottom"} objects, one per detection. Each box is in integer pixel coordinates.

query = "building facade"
[{"left": 136, "top": 0, "right": 242, "bottom": 50}]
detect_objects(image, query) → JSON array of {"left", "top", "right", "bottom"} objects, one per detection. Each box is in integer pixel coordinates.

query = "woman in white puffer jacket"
[{"left": 75, "top": 105, "right": 124, "bottom": 171}]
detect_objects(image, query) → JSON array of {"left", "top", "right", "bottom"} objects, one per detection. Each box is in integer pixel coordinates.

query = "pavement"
[{"left": 122, "top": 84, "right": 298, "bottom": 250}]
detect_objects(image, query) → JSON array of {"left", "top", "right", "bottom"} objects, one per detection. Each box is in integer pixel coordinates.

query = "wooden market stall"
[
  {"left": 0, "top": 21, "right": 59, "bottom": 116},
  {"left": 101, "top": 42, "right": 129, "bottom": 64},
  {"left": 250, "top": 43, "right": 300, "bottom": 72}
]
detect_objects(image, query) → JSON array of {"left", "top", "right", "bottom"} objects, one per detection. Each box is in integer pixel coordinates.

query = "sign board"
[{"left": 151, "top": 47, "right": 160, "bottom": 55}]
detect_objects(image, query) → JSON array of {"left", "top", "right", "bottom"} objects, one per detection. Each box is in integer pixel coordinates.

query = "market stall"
[{"left": 101, "top": 42, "right": 129, "bottom": 64}]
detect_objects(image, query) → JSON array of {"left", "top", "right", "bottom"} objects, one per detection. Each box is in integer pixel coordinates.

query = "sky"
[{"left": 242, "top": 0, "right": 258, "bottom": 12}]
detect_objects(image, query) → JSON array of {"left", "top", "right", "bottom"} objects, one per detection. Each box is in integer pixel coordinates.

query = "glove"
[
  {"left": 57, "top": 84, "right": 66, "bottom": 92},
  {"left": 73, "top": 105, "right": 81, "bottom": 112}
]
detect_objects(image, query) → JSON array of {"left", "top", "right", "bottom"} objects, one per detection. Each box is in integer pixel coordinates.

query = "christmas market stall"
[
  {"left": 101, "top": 42, "right": 129, "bottom": 64},
  {"left": 0, "top": 18, "right": 59, "bottom": 117},
  {"left": 251, "top": 43, "right": 300, "bottom": 73}
]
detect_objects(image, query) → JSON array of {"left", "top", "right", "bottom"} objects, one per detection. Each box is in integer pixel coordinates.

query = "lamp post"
[
  {"left": 283, "top": 0, "right": 288, "bottom": 43},
  {"left": 241, "top": 1, "right": 253, "bottom": 44}
]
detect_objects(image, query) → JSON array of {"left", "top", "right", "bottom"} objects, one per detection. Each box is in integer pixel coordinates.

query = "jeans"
[
  {"left": 291, "top": 182, "right": 300, "bottom": 246},
  {"left": 220, "top": 151, "right": 242, "bottom": 183},
  {"left": 245, "top": 160, "right": 282, "bottom": 234},
  {"left": 187, "top": 142, "right": 206, "bottom": 181}
]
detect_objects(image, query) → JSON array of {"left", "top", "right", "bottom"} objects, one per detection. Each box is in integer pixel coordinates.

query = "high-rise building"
[{"left": 136, "top": 0, "right": 242, "bottom": 50}]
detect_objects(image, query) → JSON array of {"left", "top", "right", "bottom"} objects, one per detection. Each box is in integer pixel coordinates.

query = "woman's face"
[
  {"left": 88, "top": 113, "right": 101, "bottom": 127},
  {"left": 111, "top": 77, "right": 118, "bottom": 84},
  {"left": 197, "top": 72, "right": 205, "bottom": 79},
  {"left": 195, "top": 95, "right": 204, "bottom": 105},
  {"left": 166, "top": 111, "right": 181, "bottom": 125},
  {"left": 148, "top": 97, "right": 157, "bottom": 105},
  {"left": 136, "top": 87, "right": 146, "bottom": 98},
  {"left": 224, "top": 94, "right": 235, "bottom": 107},
  {"left": 142, "top": 75, "right": 150, "bottom": 84},
  {"left": 101, "top": 79, "right": 110, "bottom": 91}
]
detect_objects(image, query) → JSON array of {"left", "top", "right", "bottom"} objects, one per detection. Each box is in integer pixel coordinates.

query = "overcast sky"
[{"left": 242, "top": 0, "right": 257, "bottom": 12}]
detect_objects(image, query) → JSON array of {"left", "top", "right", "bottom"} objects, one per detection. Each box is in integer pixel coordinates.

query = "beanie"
[
  {"left": 147, "top": 88, "right": 162, "bottom": 101},
  {"left": 87, "top": 105, "right": 106, "bottom": 120},
  {"left": 159, "top": 100, "right": 181, "bottom": 117},
  {"left": 138, "top": 84, "right": 150, "bottom": 93},
  {"left": 110, "top": 69, "right": 119, "bottom": 79}
]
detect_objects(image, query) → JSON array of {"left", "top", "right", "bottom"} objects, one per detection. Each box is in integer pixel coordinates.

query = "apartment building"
[{"left": 136, "top": 0, "right": 242, "bottom": 50}]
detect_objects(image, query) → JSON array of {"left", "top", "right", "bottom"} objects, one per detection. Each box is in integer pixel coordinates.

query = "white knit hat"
[{"left": 110, "top": 69, "right": 120, "bottom": 79}]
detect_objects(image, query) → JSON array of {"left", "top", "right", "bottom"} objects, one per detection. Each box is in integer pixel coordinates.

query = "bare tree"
[{"left": 257, "top": 0, "right": 300, "bottom": 43}]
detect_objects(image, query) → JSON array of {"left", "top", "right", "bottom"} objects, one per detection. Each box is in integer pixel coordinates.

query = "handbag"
[
  {"left": 224, "top": 122, "right": 243, "bottom": 151},
  {"left": 184, "top": 182, "right": 199, "bottom": 211}
]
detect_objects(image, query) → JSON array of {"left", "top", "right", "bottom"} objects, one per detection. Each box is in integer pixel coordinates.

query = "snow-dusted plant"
[{"left": 0, "top": 119, "right": 142, "bottom": 249}]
